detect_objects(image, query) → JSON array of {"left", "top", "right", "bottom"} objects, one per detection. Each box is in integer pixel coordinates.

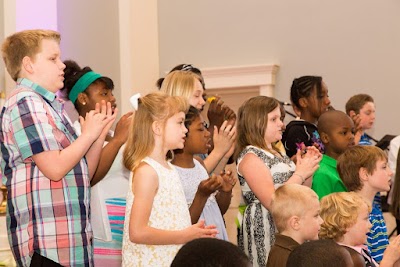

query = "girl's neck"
[
  {"left": 172, "top": 152, "right": 195, "bottom": 168},
  {"left": 148, "top": 146, "right": 169, "bottom": 168},
  {"left": 300, "top": 113, "right": 317, "bottom": 124}
]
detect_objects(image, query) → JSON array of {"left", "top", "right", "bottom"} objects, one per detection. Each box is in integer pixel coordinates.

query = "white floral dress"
[
  {"left": 237, "top": 145, "right": 295, "bottom": 267},
  {"left": 122, "top": 157, "right": 191, "bottom": 267}
]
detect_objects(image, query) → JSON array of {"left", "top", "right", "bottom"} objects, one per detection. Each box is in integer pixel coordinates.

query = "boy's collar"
[{"left": 17, "top": 78, "right": 56, "bottom": 102}]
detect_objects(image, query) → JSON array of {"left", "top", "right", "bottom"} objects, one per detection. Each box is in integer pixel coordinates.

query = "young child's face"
[
  {"left": 264, "top": 106, "right": 284, "bottom": 145},
  {"left": 343, "top": 203, "right": 371, "bottom": 246},
  {"left": 31, "top": 39, "right": 65, "bottom": 93},
  {"left": 189, "top": 79, "right": 206, "bottom": 110},
  {"left": 164, "top": 111, "right": 188, "bottom": 150},
  {"left": 85, "top": 83, "right": 117, "bottom": 114},
  {"left": 298, "top": 197, "right": 323, "bottom": 243},
  {"left": 304, "top": 81, "right": 331, "bottom": 120},
  {"left": 185, "top": 115, "right": 211, "bottom": 154},
  {"left": 358, "top": 101, "right": 375, "bottom": 130},
  {"left": 326, "top": 117, "right": 355, "bottom": 154},
  {"left": 367, "top": 159, "right": 393, "bottom": 193}
]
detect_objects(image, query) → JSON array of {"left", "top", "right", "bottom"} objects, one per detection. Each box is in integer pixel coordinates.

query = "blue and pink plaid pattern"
[{"left": 0, "top": 79, "right": 93, "bottom": 266}]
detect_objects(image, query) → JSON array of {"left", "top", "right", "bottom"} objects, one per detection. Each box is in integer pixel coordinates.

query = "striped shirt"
[
  {"left": 0, "top": 78, "right": 93, "bottom": 266},
  {"left": 367, "top": 201, "right": 389, "bottom": 263}
]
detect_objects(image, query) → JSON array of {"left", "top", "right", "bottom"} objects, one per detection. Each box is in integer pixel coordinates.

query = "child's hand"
[
  {"left": 382, "top": 235, "right": 400, "bottom": 266},
  {"left": 97, "top": 101, "right": 118, "bottom": 139},
  {"left": 351, "top": 113, "right": 363, "bottom": 133},
  {"left": 198, "top": 174, "right": 223, "bottom": 197},
  {"left": 79, "top": 101, "right": 116, "bottom": 141},
  {"left": 212, "top": 121, "right": 236, "bottom": 157},
  {"left": 207, "top": 96, "right": 225, "bottom": 129},
  {"left": 219, "top": 170, "right": 236, "bottom": 193},
  {"left": 294, "top": 146, "right": 322, "bottom": 181},
  {"left": 113, "top": 111, "right": 134, "bottom": 145},
  {"left": 222, "top": 105, "right": 236, "bottom": 127},
  {"left": 184, "top": 220, "right": 218, "bottom": 242}
]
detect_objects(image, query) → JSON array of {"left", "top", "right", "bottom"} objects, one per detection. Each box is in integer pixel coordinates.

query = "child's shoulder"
[
  {"left": 133, "top": 161, "right": 159, "bottom": 181},
  {"left": 5, "top": 87, "right": 43, "bottom": 107}
]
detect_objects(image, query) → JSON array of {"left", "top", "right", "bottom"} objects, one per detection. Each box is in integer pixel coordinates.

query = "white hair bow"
[{"left": 130, "top": 93, "right": 141, "bottom": 111}]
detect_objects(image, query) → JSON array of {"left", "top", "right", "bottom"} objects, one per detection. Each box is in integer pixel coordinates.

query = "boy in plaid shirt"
[{"left": 1, "top": 29, "right": 116, "bottom": 266}]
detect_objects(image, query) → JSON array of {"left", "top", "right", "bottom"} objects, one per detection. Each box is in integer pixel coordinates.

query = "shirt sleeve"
[{"left": 10, "top": 93, "right": 61, "bottom": 160}]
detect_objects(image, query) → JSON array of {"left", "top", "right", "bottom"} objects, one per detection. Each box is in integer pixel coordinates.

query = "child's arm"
[
  {"left": 215, "top": 170, "right": 235, "bottom": 215},
  {"left": 203, "top": 121, "right": 236, "bottom": 174},
  {"left": 32, "top": 102, "right": 115, "bottom": 181},
  {"left": 212, "top": 130, "right": 237, "bottom": 175},
  {"left": 129, "top": 163, "right": 218, "bottom": 245},
  {"left": 238, "top": 153, "right": 277, "bottom": 210},
  {"left": 350, "top": 113, "right": 363, "bottom": 145},
  {"left": 91, "top": 111, "right": 133, "bottom": 186},
  {"left": 189, "top": 174, "right": 222, "bottom": 224}
]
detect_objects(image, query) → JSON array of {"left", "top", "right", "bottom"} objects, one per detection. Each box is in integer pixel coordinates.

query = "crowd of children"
[{"left": 1, "top": 28, "right": 400, "bottom": 267}]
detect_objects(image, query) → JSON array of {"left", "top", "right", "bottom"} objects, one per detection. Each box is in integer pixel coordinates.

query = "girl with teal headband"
[{"left": 61, "top": 60, "right": 134, "bottom": 267}]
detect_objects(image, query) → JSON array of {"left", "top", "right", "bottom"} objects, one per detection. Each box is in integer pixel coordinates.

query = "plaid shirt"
[{"left": 0, "top": 79, "right": 93, "bottom": 266}]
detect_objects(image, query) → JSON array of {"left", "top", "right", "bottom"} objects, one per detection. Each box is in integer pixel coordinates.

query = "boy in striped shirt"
[{"left": 337, "top": 145, "right": 392, "bottom": 263}]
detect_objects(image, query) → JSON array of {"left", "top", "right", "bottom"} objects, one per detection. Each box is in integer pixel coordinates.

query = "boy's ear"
[
  {"left": 349, "top": 110, "right": 356, "bottom": 117},
  {"left": 298, "top": 97, "right": 308, "bottom": 108},
  {"left": 359, "top": 167, "right": 369, "bottom": 181},
  {"left": 22, "top": 56, "right": 34, "bottom": 74},
  {"left": 320, "top": 132, "right": 329, "bottom": 143},
  {"left": 288, "top": 215, "right": 301, "bottom": 231}
]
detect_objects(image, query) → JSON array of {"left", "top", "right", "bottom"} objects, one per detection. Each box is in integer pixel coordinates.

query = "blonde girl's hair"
[
  {"left": 319, "top": 192, "right": 371, "bottom": 241},
  {"left": 1, "top": 29, "right": 61, "bottom": 81},
  {"left": 160, "top": 70, "right": 203, "bottom": 102},
  {"left": 123, "top": 91, "right": 188, "bottom": 172},
  {"left": 235, "top": 95, "right": 280, "bottom": 159}
]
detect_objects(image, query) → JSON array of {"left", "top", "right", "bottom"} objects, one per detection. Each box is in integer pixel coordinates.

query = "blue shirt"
[{"left": 367, "top": 201, "right": 389, "bottom": 263}]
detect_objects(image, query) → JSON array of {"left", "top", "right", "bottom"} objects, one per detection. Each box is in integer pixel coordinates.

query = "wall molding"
[{"left": 201, "top": 64, "right": 279, "bottom": 97}]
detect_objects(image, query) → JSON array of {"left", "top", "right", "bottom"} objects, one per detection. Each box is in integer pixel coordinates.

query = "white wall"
[
  {"left": 158, "top": 0, "right": 400, "bottom": 140},
  {"left": 57, "top": 0, "right": 122, "bottom": 110}
]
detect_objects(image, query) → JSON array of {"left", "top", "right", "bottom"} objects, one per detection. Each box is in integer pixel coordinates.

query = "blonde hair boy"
[
  {"left": 266, "top": 184, "right": 323, "bottom": 267},
  {"left": 319, "top": 192, "right": 371, "bottom": 241},
  {"left": 320, "top": 192, "right": 400, "bottom": 267}
]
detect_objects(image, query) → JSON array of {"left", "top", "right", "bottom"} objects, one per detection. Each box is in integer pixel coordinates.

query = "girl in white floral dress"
[
  {"left": 235, "top": 96, "right": 322, "bottom": 267},
  {"left": 121, "top": 92, "right": 218, "bottom": 267}
]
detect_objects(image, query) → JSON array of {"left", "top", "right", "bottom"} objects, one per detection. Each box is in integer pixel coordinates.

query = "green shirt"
[{"left": 312, "top": 154, "right": 347, "bottom": 199}]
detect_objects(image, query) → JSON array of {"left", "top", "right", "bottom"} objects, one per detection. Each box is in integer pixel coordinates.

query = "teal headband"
[{"left": 69, "top": 71, "right": 102, "bottom": 103}]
